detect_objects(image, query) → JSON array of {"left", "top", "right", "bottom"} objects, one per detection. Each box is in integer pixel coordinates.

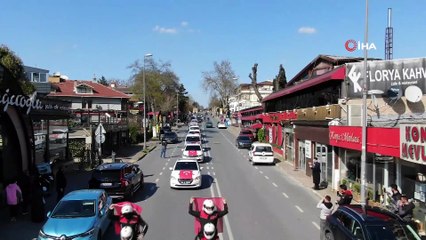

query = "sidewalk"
[{"left": 227, "top": 125, "right": 336, "bottom": 201}]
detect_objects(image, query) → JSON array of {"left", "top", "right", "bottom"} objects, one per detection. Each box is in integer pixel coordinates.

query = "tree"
[
  {"left": 202, "top": 60, "right": 238, "bottom": 112},
  {"left": 97, "top": 76, "right": 109, "bottom": 86},
  {"left": 248, "top": 63, "right": 263, "bottom": 102},
  {"left": 273, "top": 64, "right": 287, "bottom": 92}
]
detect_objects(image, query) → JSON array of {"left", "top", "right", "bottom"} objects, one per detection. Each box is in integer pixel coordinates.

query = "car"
[
  {"left": 89, "top": 163, "right": 144, "bottom": 200},
  {"left": 248, "top": 142, "right": 274, "bottom": 165},
  {"left": 235, "top": 135, "right": 253, "bottom": 149},
  {"left": 169, "top": 159, "right": 202, "bottom": 189},
  {"left": 185, "top": 133, "right": 202, "bottom": 145},
  {"left": 38, "top": 189, "right": 112, "bottom": 240},
  {"left": 163, "top": 131, "right": 179, "bottom": 143},
  {"left": 217, "top": 122, "right": 227, "bottom": 129},
  {"left": 322, "top": 204, "right": 423, "bottom": 240},
  {"left": 188, "top": 129, "right": 201, "bottom": 137},
  {"left": 205, "top": 121, "right": 214, "bottom": 128},
  {"left": 239, "top": 129, "right": 255, "bottom": 141},
  {"left": 189, "top": 125, "right": 201, "bottom": 132},
  {"left": 182, "top": 143, "right": 204, "bottom": 162}
]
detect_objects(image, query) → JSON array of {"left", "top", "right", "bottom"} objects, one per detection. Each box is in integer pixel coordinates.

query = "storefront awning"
[{"left": 250, "top": 123, "right": 263, "bottom": 129}]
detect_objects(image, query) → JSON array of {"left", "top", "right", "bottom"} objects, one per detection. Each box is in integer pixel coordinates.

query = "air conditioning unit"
[{"left": 348, "top": 105, "right": 362, "bottom": 126}]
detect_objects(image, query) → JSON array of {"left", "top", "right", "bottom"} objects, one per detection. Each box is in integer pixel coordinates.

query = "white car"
[
  {"left": 188, "top": 129, "right": 201, "bottom": 136},
  {"left": 217, "top": 122, "right": 227, "bottom": 129},
  {"left": 189, "top": 125, "right": 201, "bottom": 131},
  {"left": 248, "top": 142, "right": 275, "bottom": 165},
  {"left": 185, "top": 133, "right": 202, "bottom": 145},
  {"left": 169, "top": 159, "right": 202, "bottom": 189},
  {"left": 182, "top": 143, "right": 204, "bottom": 162}
]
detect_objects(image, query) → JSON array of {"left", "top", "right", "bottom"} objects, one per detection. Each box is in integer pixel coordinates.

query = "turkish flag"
[
  {"left": 179, "top": 170, "right": 193, "bottom": 180},
  {"left": 192, "top": 197, "right": 224, "bottom": 235},
  {"left": 111, "top": 201, "right": 143, "bottom": 234},
  {"left": 189, "top": 150, "right": 197, "bottom": 157}
]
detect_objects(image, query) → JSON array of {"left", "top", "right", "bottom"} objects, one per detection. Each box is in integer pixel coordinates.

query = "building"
[
  {"left": 47, "top": 78, "right": 130, "bottom": 161},
  {"left": 230, "top": 81, "right": 273, "bottom": 113}
]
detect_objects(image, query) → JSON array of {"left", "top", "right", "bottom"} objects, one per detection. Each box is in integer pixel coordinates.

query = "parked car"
[
  {"left": 205, "top": 121, "right": 214, "bottom": 128},
  {"left": 322, "top": 204, "right": 424, "bottom": 240},
  {"left": 163, "top": 131, "right": 179, "bottom": 143},
  {"left": 169, "top": 159, "right": 202, "bottom": 189},
  {"left": 248, "top": 142, "right": 274, "bottom": 165},
  {"left": 235, "top": 135, "right": 253, "bottom": 149},
  {"left": 38, "top": 189, "right": 112, "bottom": 240},
  {"left": 182, "top": 143, "right": 204, "bottom": 162},
  {"left": 89, "top": 163, "right": 143, "bottom": 200},
  {"left": 239, "top": 129, "right": 255, "bottom": 141}
]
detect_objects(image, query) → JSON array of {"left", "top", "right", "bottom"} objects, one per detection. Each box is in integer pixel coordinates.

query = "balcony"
[{"left": 297, "top": 104, "right": 341, "bottom": 121}]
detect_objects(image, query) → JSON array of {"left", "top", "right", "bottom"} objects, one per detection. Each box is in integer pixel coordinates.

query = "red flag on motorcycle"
[
  {"left": 112, "top": 201, "right": 143, "bottom": 234},
  {"left": 192, "top": 197, "right": 224, "bottom": 235}
]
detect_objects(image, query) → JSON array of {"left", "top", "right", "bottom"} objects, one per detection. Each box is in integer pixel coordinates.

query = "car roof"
[
  {"left": 62, "top": 189, "right": 103, "bottom": 200},
  {"left": 95, "top": 162, "right": 130, "bottom": 170},
  {"left": 175, "top": 158, "right": 199, "bottom": 163},
  {"left": 339, "top": 204, "right": 402, "bottom": 223},
  {"left": 186, "top": 133, "right": 201, "bottom": 137},
  {"left": 252, "top": 142, "right": 272, "bottom": 147}
]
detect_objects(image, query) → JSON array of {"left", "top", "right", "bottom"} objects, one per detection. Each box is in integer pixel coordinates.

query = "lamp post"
[
  {"left": 143, "top": 53, "right": 153, "bottom": 150},
  {"left": 360, "top": 0, "right": 369, "bottom": 205}
]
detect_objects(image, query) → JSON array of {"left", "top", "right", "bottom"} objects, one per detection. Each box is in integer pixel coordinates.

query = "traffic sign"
[
  {"left": 95, "top": 123, "right": 106, "bottom": 135},
  {"left": 95, "top": 134, "right": 106, "bottom": 144}
]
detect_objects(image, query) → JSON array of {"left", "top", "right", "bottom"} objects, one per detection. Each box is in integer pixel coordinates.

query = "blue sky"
[{"left": 1, "top": 0, "right": 425, "bottom": 107}]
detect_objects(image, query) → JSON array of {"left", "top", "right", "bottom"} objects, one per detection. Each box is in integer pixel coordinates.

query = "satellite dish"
[
  {"left": 405, "top": 85, "right": 423, "bottom": 103},
  {"left": 386, "top": 86, "right": 402, "bottom": 102}
]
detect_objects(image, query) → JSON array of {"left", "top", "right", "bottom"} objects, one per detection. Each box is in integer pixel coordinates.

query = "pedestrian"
[
  {"left": 55, "top": 166, "right": 67, "bottom": 203},
  {"left": 317, "top": 195, "right": 333, "bottom": 240},
  {"left": 160, "top": 138, "right": 167, "bottom": 158},
  {"left": 336, "top": 184, "right": 353, "bottom": 205},
  {"left": 17, "top": 170, "right": 31, "bottom": 215},
  {"left": 4, "top": 179, "right": 23, "bottom": 222},
  {"left": 31, "top": 176, "right": 46, "bottom": 223},
  {"left": 309, "top": 158, "right": 321, "bottom": 190},
  {"left": 397, "top": 194, "right": 415, "bottom": 222}
]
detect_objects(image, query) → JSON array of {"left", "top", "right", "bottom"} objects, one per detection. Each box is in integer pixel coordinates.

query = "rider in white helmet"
[
  {"left": 120, "top": 226, "right": 134, "bottom": 240},
  {"left": 201, "top": 223, "right": 217, "bottom": 240},
  {"left": 189, "top": 197, "right": 228, "bottom": 240},
  {"left": 109, "top": 202, "right": 148, "bottom": 240}
]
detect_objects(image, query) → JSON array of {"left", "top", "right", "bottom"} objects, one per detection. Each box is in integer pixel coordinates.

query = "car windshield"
[
  {"left": 186, "top": 136, "right": 200, "bottom": 142},
  {"left": 93, "top": 169, "right": 121, "bottom": 180},
  {"left": 238, "top": 136, "right": 250, "bottom": 141},
  {"left": 51, "top": 200, "right": 96, "bottom": 218},
  {"left": 185, "top": 145, "right": 201, "bottom": 151},
  {"left": 175, "top": 162, "right": 198, "bottom": 170},
  {"left": 255, "top": 146, "right": 272, "bottom": 152},
  {"left": 366, "top": 222, "right": 421, "bottom": 240}
]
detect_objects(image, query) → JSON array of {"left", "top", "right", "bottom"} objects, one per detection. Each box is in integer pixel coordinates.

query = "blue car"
[{"left": 38, "top": 189, "right": 112, "bottom": 240}]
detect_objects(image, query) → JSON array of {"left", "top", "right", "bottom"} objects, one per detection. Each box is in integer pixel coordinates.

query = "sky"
[{"left": 1, "top": 0, "right": 426, "bottom": 107}]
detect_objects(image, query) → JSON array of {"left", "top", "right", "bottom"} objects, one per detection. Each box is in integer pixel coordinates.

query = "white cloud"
[
  {"left": 153, "top": 25, "right": 178, "bottom": 34},
  {"left": 298, "top": 27, "right": 317, "bottom": 34},
  {"left": 181, "top": 21, "right": 189, "bottom": 27}
]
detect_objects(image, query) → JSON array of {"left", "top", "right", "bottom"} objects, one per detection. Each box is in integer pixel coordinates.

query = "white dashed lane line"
[
  {"left": 272, "top": 182, "right": 278, "bottom": 187},
  {"left": 259, "top": 170, "right": 263, "bottom": 174},
  {"left": 254, "top": 166, "right": 258, "bottom": 170},
  {"left": 312, "top": 222, "right": 320, "bottom": 230},
  {"left": 155, "top": 178, "right": 159, "bottom": 183},
  {"left": 295, "top": 205, "right": 304, "bottom": 213},
  {"left": 282, "top": 192, "right": 289, "bottom": 198},
  {"left": 264, "top": 175, "right": 269, "bottom": 180},
  {"left": 162, "top": 167, "right": 165, "bottom": 170},
  {"left": 213, "top": 172, "right": 216, "bottom": 176},
  {"left": 159, "top": 172, "right": 163, "bottom": 176}
]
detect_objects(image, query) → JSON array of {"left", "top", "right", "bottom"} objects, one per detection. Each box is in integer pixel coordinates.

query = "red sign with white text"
[
  {"left": 329, "top": 126, "right": 399, "bottom": 157},
  {"left": 400, "top": 124, "right": 426, "bottom": 165}
]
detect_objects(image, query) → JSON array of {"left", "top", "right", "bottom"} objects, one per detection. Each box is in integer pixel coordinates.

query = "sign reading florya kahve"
[{"left": 400, "top": 124, "right": 426, "bottom": 165}]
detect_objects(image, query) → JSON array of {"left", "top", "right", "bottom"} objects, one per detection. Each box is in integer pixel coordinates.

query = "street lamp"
[
  {"left": 360, "top": 0, "right": 369, "bottom": 205},
  {"left": 143, "top": 53, "right": 153, "bottom": 150}
]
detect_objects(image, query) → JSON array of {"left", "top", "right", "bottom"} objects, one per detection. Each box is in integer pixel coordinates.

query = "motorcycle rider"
[
  {"left": 109, "top": 202, "right": 148, "bottom": 240},
  {"left": 196, "top": 223, "right": 219, "bottom": 240},
  {"left": 120, "top": 226, "right": 134, "bottom": 240},
  {"left": 189, "top": 197, "right": 228, "bottom": 240}
]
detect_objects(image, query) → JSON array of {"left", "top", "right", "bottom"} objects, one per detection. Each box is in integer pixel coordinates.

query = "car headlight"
[
  {"left": 171, "top": 176, "right": 177, "bottom": 181},
  {"left": 38, "top": 229, "right": 48, "bottom": 238},
  {"left": 195, "top": 175, "right": 201, "bottom": 181},
  {"left": 75, "top": 228, "right": 95, "bottom": 237}
]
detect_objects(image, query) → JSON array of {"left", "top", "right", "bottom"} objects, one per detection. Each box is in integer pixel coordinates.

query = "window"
[{"left": 76, "top": 85, "right": 93, "bottom": 94}]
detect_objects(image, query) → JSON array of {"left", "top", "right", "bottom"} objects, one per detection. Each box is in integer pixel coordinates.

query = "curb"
[{"left": 131, "top": 144, "right": 157, "bottom": 163}]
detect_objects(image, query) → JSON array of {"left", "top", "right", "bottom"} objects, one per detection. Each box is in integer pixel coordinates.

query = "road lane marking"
[
  {"left": 264, "top": 175, "right": 269, "bottom": 180},
  {"left": 282, "top": 192, "right": 289, "bottom": 198},
  {"left": 159, "top": 172, "right": 163, "bottom": 176},
  {"left": 295, "top": 205, "right": 304, "bottom": 213},
  {"left": 207, "top": 167, "right": 210, "bottom": 170},
  {"left": 208, "top": 171, "right": 211, "bottom": 175},
  {"left": 254, "top": 166, "right": 258, "bottom": 170},
  {"left": 162, "top": 167, "right": 165, "bottom": 170},
  {"left": 272, "top": 182, "right": 278, "bottom": 187},
  {"left": 211, "top": 167, "right": 214, "bottom": 170},
  {"left": 213, "top": 178, "right": 235, "bottom": 240},
  {"left": 312, "top": 222, "right": 320, "bottom": 230},
  {"left": 259, "top": 170, "right": 263, "bottom": 174},
  {"left": 155, "top": 178, "right": 159, "bottom": 183},
  {"left": 213, "top": 172, "right": 216, "bottom": 176}
]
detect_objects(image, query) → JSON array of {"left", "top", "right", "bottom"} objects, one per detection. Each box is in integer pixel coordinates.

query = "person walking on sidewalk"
[
  {"left": 317, "top": 195, "right": 333, "bottom": 239},
  {"left": 4, "top": 179, "right": 23, "bottom": 222},
  {"left": 160, "top": 138, "right": 168, "bottom": 158},
  {"left": 55, "top": 166, "right": 67, "bottom": 203},
  {"left": 309, "top": 158, "right": 321, "bottom": 190}
]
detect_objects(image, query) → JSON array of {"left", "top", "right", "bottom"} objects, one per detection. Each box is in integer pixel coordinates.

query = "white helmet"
[
  {"left": 121, "top": 204, "right": 134, "bottom": 215},
  {"left": 203, "top": 223, "right": 216, "bottom": 240},
  {"left": 120, "top": 226, "right": 133, "bottom": 240},
  {"left": 202, "top": 199, "right": 216, "bottom": 215}
]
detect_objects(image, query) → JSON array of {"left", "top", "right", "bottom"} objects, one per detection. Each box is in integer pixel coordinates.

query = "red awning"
[
  {"left": 250, "top": 123, "right": 263, "bottom": 129},
  {"left": 241, "top": 116, "right": 256, "bottom": 121},
  {"left": 238, "top": 106, "right": 263, "bottom": 114},
  {"left": 262, "top": 66, "right": 346, "bottom": 102}
]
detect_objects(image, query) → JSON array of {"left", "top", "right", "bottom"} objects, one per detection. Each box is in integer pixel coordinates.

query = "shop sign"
[
  {"left": 1, "top": 89, "right": 43, "bottom": 114},
  {"left": 305, "top": 140, "right": 312, "bottom": 158},
  {"left": 400, "top": 124, "right": 426, "bottom": 165},
  {"left": 346, "top": 58, "right": 426, "bottom": 98}
]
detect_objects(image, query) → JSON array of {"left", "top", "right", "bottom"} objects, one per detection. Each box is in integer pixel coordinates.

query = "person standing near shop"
[
  {"left": 317, "top": 195, "right": 333, "bottom": 239},
  {"left": 55, "top": 166, "right": 67, "bottom": 203},
  {"left": 5, "top": 179, "right": 23, "bottom": 222},
  {"left": 309, "top": 158, "right": 321, "bottom": 190}
]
